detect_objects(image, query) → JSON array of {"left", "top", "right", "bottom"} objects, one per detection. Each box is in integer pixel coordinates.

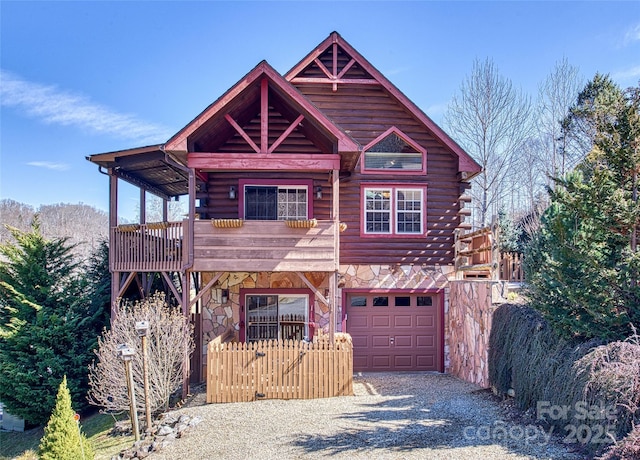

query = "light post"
[
  {"left": 117, "top": 343, "right": 140, "bottom": 442},
  {"left": 135, "top": 320, "right": 152, "bottom": 431}
]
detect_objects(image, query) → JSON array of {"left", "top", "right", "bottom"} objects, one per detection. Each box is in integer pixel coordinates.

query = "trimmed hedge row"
[{"left": 489, "top": 303, "right": 640, "bottom": 455}]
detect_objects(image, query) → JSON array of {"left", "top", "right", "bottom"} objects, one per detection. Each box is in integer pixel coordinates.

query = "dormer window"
[{"left": 361, "top": 127, "right": 426, "bottom": 174}]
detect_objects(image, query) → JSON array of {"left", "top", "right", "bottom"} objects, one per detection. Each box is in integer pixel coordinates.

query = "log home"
[{"left": 88, "top": 32, "right": 481, "bottom": 381}]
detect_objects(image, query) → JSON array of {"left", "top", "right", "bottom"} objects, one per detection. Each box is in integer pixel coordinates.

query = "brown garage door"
[{"left": 346, "top": 292, "right": 442, "bottom": 372}]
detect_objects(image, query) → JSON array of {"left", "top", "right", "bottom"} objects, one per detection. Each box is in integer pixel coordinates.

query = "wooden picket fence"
[{"left": 206, "top": 337, "right": 353, "bottom": 403}]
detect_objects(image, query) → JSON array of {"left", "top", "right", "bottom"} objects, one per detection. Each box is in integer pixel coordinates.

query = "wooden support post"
[
  {"left": 139, "top": 188, "right": 146, "bottom": 224},
  {"left": 329, "top": 169, "right": 340, "bottom": 343},
  {"left": 109, "top": 172, "right": 118, "bottom": 319},
  {"left": 261, "top": 78, "right": 269, "bottom": 153},
  {"left": 181, "top": 271, "right": 191, "bottom": 400},
  {"left": 162, "top": 198, "right": 168, "bottom": 222}
]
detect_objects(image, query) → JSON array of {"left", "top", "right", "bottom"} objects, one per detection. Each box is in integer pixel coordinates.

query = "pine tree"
[
  {"left": 526, "top": 78, "right": 640, "bottom": 340},
  {"left": 0, "top": 220, "right": 106, "bottom": 425},
  {"left": 38, "top": 376, "right": 94, "bottom": 460}
]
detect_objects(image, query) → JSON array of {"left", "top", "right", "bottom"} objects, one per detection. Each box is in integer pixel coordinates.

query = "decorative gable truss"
[
  {"left": 286, "top": 32, "right": 482, "bottom": 178},
  {"left": 287, "top": 36, "right": 377, "bottom": 91},
  {"left": 164, "top": 61, "right": 360, "bottom": 172}
]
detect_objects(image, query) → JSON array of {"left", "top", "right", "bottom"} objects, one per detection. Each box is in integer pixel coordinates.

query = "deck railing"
[
  {"left": 500, "top": 252, "right": 525, "bottom": 282},
  {"left": 111, "top": 221, "right": 185, "bottom": 272},
  {"left": 207, "top": 337, "right": 353, "bottom": 403},
  {"left": 454, "top": 226, "right": 525, "bottom": 281}
]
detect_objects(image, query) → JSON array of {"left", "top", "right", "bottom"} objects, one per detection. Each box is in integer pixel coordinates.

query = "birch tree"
[
  {"left": 536, "top": 57, "right": 583, "bottom": 184},
  {"left": 445, "top": 58, "right": 532, "bottom": 227}
]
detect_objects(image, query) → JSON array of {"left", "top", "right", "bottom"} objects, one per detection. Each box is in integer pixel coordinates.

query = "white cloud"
[
  {"left": 623, "top": 23, "right": 640, "bottom": 46},
  {"left": 0, "top": 70, "right": 172, "bottom": 144},
  {"left": 27, "top": 161, "right": 71, "bottom": 171},
  {"left": 612, "top": 65, "right": 640, "bottom": 82}
]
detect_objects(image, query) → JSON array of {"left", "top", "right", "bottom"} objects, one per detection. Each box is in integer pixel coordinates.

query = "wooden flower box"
[{"left": 212, "top": 219, "right": 244, "bottom": 228}]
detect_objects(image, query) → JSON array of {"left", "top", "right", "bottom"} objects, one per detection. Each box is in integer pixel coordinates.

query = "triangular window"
[{"left": 362, "top": 128, "right": 426, "bottom": 174}]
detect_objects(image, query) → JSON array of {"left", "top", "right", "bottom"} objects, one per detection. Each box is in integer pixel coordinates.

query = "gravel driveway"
[{"left": 151, "top": 373, "right": 581, "bottom": 459}]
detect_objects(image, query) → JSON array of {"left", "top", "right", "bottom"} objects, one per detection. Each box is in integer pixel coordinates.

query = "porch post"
[
  {"left": 330, "top": 169, "right": 340, "bottom": 343},
  {"left": 139, "top": 188, "right": 146, "bottom": 224},
  {"left": 181, "top": 271, "right": 191, "bottom": 400},
  {"left": 109, "top": 171, "right": 119, "bottom": 320}
]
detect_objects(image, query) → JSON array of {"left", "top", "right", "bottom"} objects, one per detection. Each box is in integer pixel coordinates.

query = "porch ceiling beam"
[
  {"left": 161, "top": 271, "right": 183, "bottom": 308},
  {"left": 294, "top": 272, "right": 329, "bottom": 306},
  {"left": 268, "top": 114, "right": 304, "bottom": 154},
  {"left": 187, "top": 272, "right": 222, "bottom": 310},
  {"left": 224, "top": 113, "right": 261, "bottom": 153},
  {"left": 189, "top": 153, "right": 341, "bottom": 171},
  {"left": 114, "top": 151, "right": 166, "bottom": 167},
  {"left": 112, "top": 168, "right": 171, "bottom": 201}
]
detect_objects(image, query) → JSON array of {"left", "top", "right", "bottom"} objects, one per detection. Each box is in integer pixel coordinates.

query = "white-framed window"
[
  {"left": 245, "top": 294, "right": 309, "bottom": 342},
  {"left": 363, "top": 186, "right": 425, "bottom": 236}
]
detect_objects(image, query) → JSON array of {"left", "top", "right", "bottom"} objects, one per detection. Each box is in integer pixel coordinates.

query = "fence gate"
[{"left": 207, "top": 338, "right": 353, "bottom": 403}]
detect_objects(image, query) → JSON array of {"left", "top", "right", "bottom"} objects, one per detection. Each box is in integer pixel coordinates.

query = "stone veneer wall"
[
  {"left": 200, "top": 271, "right": 331, "bottom": 350},
  {"left": 200, "top": 264, "right": 454, "bottom": 375},
  {"left": 447, "top": 280, "right": 507, "bottom": 387}
]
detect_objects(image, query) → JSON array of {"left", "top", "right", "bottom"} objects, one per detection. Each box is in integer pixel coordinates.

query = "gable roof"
[
  {"left": 285, "top": 32, "right": 481, "bottom": 177},
  {"left": 164, "top": 60, "right": 360, "bottom": 167}
]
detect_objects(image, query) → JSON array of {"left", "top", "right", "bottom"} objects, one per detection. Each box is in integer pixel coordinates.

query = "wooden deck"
[
  {"left": 192, "top": 219, "right": 338, "bottom": 272},
  {"left": 111, "top": 221, "right": 186, "bottom": 272},
  {"left": 110, "top": 219, "right": 338, "bottom": 273}
]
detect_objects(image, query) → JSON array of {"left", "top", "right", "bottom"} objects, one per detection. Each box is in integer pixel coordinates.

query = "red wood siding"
[
  {"left": 294, "top": 84, "right": 462, "bottom": 266},
  {"left": 197, "top": 172, "right": 333, "bottom": 220}
]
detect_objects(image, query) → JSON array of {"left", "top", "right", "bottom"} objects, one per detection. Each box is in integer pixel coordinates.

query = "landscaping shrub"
[
  {"left": 87, "top": 293, "right": 194, "bottom": 414},
  {"left": 489, "top": 303, "right": 639, "bottom": 454},
  {"left": 38, "top": 376, "right": 94, "bottom": 460}
]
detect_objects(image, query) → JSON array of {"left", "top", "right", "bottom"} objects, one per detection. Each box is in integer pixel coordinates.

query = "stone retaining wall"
[{"left": 447, "top": 280, "right": 507, "bottom": 387}]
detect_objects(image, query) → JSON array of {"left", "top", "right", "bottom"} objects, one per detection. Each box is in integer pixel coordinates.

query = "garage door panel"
[
  {"left": 372, "top": 335, "right": 390, "bottom": 348},
  {"left": 349, "top": 315, "right": 370, "bottom": 328},
  {"left": 394, "top": 335, "right": 412, "bottom": 347},
  {"left": 348, "top": 292, "right": 441, "bottom": 372},
  {"left": 371, "top": 315, "right": 390, "bottom": 327},
  {"left": 393, "top": 315, "right": 412, "bottom": 327},
  {"left": 371, "top": 355, "right": 390, "bottom": 369},
  {"left": 351, "top": 335, "right": 369, "bottom": 348},
  {"left": 417, "top": 355, "right": 435, "bottom": 368},
  {"left": 416, "top": 335, "right": 435, "bottom": 348},
  {"left": 416, "top": 314, "right": 434, "bottom": 327},
  {"left": 353, "top": 355, "right": 369, "bottom": 369},
  {"left": 394, "top": 355, "right": 414, "bottom": 369}
]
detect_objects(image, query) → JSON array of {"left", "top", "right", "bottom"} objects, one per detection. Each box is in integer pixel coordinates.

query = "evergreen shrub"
[{"left": 38, "top": 376, "right": 94, "bottom": 460}]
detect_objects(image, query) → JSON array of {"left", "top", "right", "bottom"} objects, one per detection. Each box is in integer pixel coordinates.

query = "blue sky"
[{"left": 1, "top": 1, "right": 639, "bottom": 220}]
